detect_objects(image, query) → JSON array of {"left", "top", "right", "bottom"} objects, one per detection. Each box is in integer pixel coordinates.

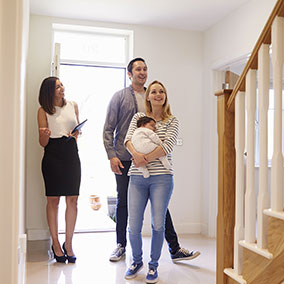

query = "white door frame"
[{"left": 0, "top": 0, "right": 29, "bottom": 283}]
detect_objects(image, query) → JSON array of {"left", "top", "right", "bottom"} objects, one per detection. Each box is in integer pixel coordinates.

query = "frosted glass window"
[
  {"left": 60, "top": 64, "right": 125, "bottom": 115},
  {"left": 54, "top": 31, "right": 127, "bottom": 64}
]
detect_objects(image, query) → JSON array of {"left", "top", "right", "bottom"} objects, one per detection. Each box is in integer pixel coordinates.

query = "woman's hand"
[
  {"left": 39, "top": 127, "right": 51, "bottom": 138},
  {"left": 68, "top": 130, "right": 80, "bottom": 141},
  {"left": 38, "top": 127, "right": 51, "bottom": 147},
  {"left": 132, "top": 152, "right": 148, "bottom": 167}
]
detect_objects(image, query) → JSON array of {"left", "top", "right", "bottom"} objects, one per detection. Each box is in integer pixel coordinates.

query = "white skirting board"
[
  {"left": 27, "top": 229, "right": 50, "bottom": 241},
  {"left": 18, "top": 234, "right": 27, "bottom": 284}
]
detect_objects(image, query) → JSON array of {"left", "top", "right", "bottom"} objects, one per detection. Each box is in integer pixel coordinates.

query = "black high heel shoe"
[
  {"left": 51, "top": 246, "right": 66, "bottom": 263},
  {"left": 62, "top": 242, "right": 77, "bottom": 263}
]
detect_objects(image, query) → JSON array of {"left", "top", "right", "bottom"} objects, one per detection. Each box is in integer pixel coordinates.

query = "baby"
[{"left": 131, "top": 116, "right": 171, "bottom": 178}]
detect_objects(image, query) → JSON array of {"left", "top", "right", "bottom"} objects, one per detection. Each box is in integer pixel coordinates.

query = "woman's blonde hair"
[{"left": 145, "top": 80, "right": 172, "bottom": 121}]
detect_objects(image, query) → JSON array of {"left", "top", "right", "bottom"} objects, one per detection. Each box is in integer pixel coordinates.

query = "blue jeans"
[{"left": 128, "top": 175, "right": 173, "bottom": 268}]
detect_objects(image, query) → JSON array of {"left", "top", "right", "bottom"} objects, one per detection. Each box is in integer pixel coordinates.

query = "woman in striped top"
[{"left": 124, "top": 80, "right": 179, "bottom": 283}]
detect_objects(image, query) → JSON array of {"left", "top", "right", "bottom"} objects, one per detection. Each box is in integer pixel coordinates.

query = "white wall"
[
  {"left": 26, "top": 15, "right": 204, "bottom": 239},
  {"left": 0, "top": 0, "right": 29, "bottom": 282},
  {"left": 201, "top": 0, "right": 277, "bottom": 237}
]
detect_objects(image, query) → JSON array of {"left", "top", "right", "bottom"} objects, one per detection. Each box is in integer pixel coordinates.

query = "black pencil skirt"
[{"left": 42, "top": 137, "right": 81, "bottom": 196}]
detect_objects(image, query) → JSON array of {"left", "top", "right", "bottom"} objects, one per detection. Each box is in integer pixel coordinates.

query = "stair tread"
[
  {"left": 224, "top": 268, "right": 247, "bottom": 284},
  {"left": 239, "top": 240, "right": 273, "bottom": 259}
]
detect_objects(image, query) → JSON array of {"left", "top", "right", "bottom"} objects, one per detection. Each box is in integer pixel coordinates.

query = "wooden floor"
[{"left": 26, "top": 232, "right": 216, "bottom": 284}]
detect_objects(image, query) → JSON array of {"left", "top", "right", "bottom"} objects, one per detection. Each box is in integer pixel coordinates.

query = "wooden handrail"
[
  {"left": 227, "top": 0, "right": 284, "bottom": 112},
  {"left": 215, "top": 89, "right": 234, "bottom": 97}
]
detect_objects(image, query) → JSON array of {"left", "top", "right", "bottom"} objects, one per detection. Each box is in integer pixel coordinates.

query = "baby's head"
[{"left": 137, "top": 116, "right": 156, "bottom": 131}]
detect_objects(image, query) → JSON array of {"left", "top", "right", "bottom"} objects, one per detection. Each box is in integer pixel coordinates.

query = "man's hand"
[{"left": 110, "top": 157, "right": 124, "bottom": 175}]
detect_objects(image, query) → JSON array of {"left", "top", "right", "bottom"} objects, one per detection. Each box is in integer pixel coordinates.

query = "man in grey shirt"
[{"left": 103, "top": 57, "right": 200, "bottom": 263}]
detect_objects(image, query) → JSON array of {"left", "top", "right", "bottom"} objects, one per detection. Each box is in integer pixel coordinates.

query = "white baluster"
[
  {"left": 271, "top": 16, "right": 284, "bottom": 212},
  {"left": 257, "top": 44, "right": 270, "bottom": 249},
  {"left": 245, "top": 69, "right": 257, "bottom": 243},
  {"left": 234, "top": 91, "right": 245, "bottom": 274}
]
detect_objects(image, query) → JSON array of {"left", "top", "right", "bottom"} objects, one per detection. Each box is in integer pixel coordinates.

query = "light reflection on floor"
[{"left": 27, "top": 232, "right": 216, "bottom": 284}]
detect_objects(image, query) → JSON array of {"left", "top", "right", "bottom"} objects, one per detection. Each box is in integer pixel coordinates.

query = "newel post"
[{"left": 215, "top": 90, "right": 236, "bottom": 284}]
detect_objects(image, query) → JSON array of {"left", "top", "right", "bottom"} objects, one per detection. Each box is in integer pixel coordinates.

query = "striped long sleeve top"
[{"left": 124, "top": 112, "right": 179, "bottom": 176}]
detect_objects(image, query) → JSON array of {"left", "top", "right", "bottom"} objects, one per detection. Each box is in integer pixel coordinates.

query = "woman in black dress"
[{"left": 37, "top": 76, "right": 81, "bottom": 263}]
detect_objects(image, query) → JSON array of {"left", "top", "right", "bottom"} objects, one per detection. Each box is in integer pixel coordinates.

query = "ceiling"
[{"left": 30, "top": 0, "right": 251, "bottom": 31}]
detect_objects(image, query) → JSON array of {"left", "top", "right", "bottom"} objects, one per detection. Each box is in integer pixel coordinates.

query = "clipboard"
[
  {"left": 71, "top": 119, "right": 88, "bottom": 134},
  {"left": 67, "top": 119, "right": 88, "bottom": 141}
]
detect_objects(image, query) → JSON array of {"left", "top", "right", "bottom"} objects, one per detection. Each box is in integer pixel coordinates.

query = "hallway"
[{"left": 26, "top": 233, "right": 216, "bottom": 284}]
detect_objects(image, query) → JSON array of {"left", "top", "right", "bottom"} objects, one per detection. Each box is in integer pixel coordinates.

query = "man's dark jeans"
[{"left": 114, "top": 161, "right": 131, "bottom": 248}]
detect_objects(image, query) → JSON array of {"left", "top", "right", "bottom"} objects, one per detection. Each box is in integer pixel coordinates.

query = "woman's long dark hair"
[{"left": 38, "top": 76, "right": 65, "bottom": 114}]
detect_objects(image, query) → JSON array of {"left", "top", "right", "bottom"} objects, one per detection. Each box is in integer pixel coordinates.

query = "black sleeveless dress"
[{"left": 41, "top": 101, "right": 81, "bottom": 196}]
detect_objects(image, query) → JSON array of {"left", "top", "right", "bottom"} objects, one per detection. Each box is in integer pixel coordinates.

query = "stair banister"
[
  {"left": 244, "top": 69, "right": 257, "bottom": 244},
  {"left": 257, "top": 43, "right": 270, "bottom": 249},
  {"left": 270, "top": 16, "right": 284, "bottom": 212},
  {"left": 234, "top": 91, "right": 245, "bottom": 275},
  {"left": 216, "top": 1, "right": 284, "bottom": 283}
]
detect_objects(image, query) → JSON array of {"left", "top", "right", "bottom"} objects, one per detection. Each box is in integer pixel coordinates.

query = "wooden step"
[
  {"left": 267, "top": 214, "right": 284, "bottom": 256},
  {"left": 241, "top": 215, "right": 284, "bottom": 284},
  {"left": 242, "top": 247, "right": 284, "bottom": 284},
  {"left": 224, "top": 268, "right": 247, "bottom": 284}
]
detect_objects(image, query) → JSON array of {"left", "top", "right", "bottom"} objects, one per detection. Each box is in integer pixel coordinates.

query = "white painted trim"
[
  {"left": 264, "top": 208, "right": 284, "bottom": 220},
  {"left": 239, "top": 240, "right": 273, "bottom": 259},
  {"left": 52, "top": 23, "right": 134, "bottom": 67},
  {"left": 207, "top": 69, "right": 225, "bottom": 239},
  {"left": 201, "top": 223, "right": 209, "bottom": 236},
  {"left": 27, "top": 229, "right": 51, "bottom": 241},
  {"left": 52, "top": 42, "right": 60, "bottom": 77},
  {"left": 52, "top": 23, "right": 133, "bottom": 36},
  {"left": 224, "top": 268, "right": 247, "bottom": 284},
  {"left": 0, "top": 0, "right": 29, "bottom": 283}
]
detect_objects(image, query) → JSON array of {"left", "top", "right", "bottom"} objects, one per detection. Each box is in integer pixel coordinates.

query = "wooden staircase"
[
  {"left": 216, "top": 1, "right": 284, "bottom": 283},
  {"left": 241, "top": 217, "right": 284, "bottom": 284}
]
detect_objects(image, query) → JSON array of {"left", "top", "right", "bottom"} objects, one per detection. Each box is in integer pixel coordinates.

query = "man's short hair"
[
  {"left": 127, "top": 57, "right": 146, "bottom": 74},
  {"left": 137, "top": 116, "right": 156, "bottom": 128}
]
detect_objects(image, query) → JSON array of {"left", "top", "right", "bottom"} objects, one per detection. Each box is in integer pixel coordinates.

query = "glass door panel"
[{"left": 58, "top": 64, "right": 126, "bottom": 232}]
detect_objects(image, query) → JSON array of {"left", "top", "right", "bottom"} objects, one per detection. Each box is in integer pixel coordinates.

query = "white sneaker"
[{"left": 109, "top": 243, "right": 126, "bottom": 262}]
